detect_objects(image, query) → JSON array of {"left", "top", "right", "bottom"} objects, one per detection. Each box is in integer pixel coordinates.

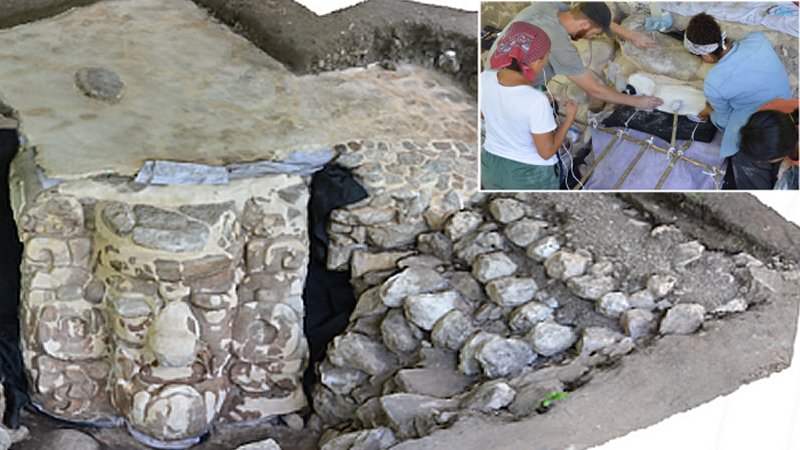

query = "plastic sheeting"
[{"left": 583, "top": 127, "right": 726, "bottom": 190}]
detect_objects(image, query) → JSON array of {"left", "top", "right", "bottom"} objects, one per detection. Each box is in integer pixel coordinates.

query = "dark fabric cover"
[
  {"left": 602, "top": 105, "right": 718, "bottom": 143},
  {"left": 302, "top": 164, "right": 367, "bottom": 403},
  {"left": 0, "top": 129, "right": 28, "bottom": 429}
]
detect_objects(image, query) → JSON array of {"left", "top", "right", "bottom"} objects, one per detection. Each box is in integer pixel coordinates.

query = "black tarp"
[
  {"left": 603, "top": 105, "right": 718, "bottom": 143},
  {"left": 0, "top": 128, "right": 28, "bottom": 429},
  {"left": 301, "top": 164, "right": 367, "bottom": 403}
]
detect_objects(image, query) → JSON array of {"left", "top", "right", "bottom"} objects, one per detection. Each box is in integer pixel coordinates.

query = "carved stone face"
[{"left": 18, "top": 178, "right": 310, "bottom": 446}]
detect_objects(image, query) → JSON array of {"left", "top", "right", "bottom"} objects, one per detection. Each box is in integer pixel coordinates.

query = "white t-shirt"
[{"left": 480, "top": 70, "right": 557, "bottom": 165}]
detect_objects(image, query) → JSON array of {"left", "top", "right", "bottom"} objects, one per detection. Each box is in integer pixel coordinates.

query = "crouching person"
[{"left": 736, "top": 98, "right": 799, "bottom": 190}]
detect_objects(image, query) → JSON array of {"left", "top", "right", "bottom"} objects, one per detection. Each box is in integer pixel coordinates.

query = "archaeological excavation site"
[{"left": 0, "top": 1, "right": 797, "bottom": 450}]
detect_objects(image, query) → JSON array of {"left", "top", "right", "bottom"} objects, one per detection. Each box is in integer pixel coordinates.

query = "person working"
[
  {"left": 736, "top": 98, "right": 799, "bottom": 190},
  {"left": 481, "top": 22, "right": 577, "bottom": 190},
  {"left": 685, "top": 13, "right": 792, "bottom": 188},
  {"left": 484, "top": 2, "right": 663, "bottom": 110}
]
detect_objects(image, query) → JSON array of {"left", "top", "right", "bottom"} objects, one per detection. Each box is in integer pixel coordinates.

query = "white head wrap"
[{"left": 684, "top": 30, "right": 728, "bottom": 56}]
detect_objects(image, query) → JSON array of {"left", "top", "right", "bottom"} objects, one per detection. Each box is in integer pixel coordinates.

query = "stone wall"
[{"left": 13, "top": 156, "right": 310, "bottom": 446}]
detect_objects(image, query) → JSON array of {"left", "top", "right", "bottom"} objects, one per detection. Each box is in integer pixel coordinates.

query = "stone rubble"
[{"left": 659, "top": 304, "right": 707, "bottom": 335}]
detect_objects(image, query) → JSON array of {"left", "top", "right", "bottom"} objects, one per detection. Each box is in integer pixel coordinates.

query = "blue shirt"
[{"left": 704, "top": 32, "right": 791, "bottom": 158}]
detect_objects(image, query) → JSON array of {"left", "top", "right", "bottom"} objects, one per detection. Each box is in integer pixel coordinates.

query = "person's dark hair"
[
  {"left": 686, "top": 13, "right": 726, "bottom": 57},
  {"left": 506, "top": 58, "right": 522, "bottom": 73},
  {"left": 739, "top": 109, "right": 798, "bottom": 161}
]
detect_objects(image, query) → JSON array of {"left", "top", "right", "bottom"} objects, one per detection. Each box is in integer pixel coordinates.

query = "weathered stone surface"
[
  {"left": 378, "top": 394, "right": 459, "bottom": 439},
  {"left": 352, "top": 287, "right": 389, "bottom": 320},
  {"left": 526, "top": 236, "right": 561, "bottom": 262},
  {"left": 660, "top": 303, "right": 706, "bottom": 335},
  {"left": 40, "top": 429, "right": 101, "bottom": 450},
  {"left": 458, "top": 331, "right": 493, "bottom": 375},
  {"left": 404, "top": 290, "right": 462, "bottom": 331},
  {"left": 367, "top": 221, "right": 428, "bottom": 249},
  {"left": 485, "top": 277, "right": 537, "bottom": 307},
  {"left": 75, "top": 67, "right": 125, "bottom": 103},
  {"left": 20, "top": 193, "right": 84, "bottom": 236},
  {"left": 379, "top": 267, "right": 448, "bottom": 308},
  {"left": 349, "top": 206, "right": 396, "bottom": 226},
  {"left": 577, "top": 327, "right": 624, "bottom": 356},
  {"left": 148, "top": 302, "right": 200, "bottom": 367},
  {"left": 131, "top": 205, "right": 209, "bottom": 252},
  {"left": 475, "top": 335, "right": 536, "bottom": 378},
  {"left": 321, "top": 428, "right": 396, "bottom": 450},
  {"left": 329, "top": 332, "right": 397, "bottom": 376},
  {"left": 629, "top": 289, "right": 656, "bottom": 311},
  {"left": 464, "top": 380, "right": 516, "bottom": 413},
  {"left": 431, "top": 309, "right": 475, "bottom": 351},
  {"left": 444, "top": 211, "right": 483, "bottom": 241},
  {"left": 619, "top": 308, "right": 656, "bottom": 339},
  {"left": 508, "top": 302, "right": 554, "bottom": 333},
  {"left": 544, "top": 251, "right": 591, "bottom": 281},
  {"left": 566, "top": 275, "right": 616, "bottom": 301},
  {"left": 453, "top": 229, "right": 506, "bottom": 264},
  {"left": 488, "top": 198, "right": 524, "bottom": 224},
  {"left": 448, "top": 271, "right": 485, "bottom": 303},
  {"left": 381, "top": 309, "right": 420, "bottom": 354},
  {"left": 320, "top": 362, "right": 368, "bottom": 396},
  {"left": 712, "top": 298, "right": 748, "bottom": 315},
  {"left": 236, "top": 438, "right": 282, "bottom": 450},
  {"left": 351, "top": 250, "right": 413, "bottom": 278},
  {"left": 397, "top": 254, "right": 445, "bottom": 270},
  {"left": 471, "top": 252, "right": 517, "bottom": 283},
  {"left": 395, "top": 368, "right": 474, "bottom": 398},
  {"left": 620, "top": 14, "right": 704, "bottom": 81},
  {"left": 508, "top": 378, "right": 564, "bottom": 418},
  {"left": 527, "top": 322, "right": 577, "bottom": 357},
  {"left": 647, "top": 274, "right": 677, "bottom": 298},
  {"left": 417, "top": 232, "right": 453, "bottom": 261},
  {"left": 673, "top": 240, "right": 705, "bottom": 267},
  {"left": 596, "top": 292, "right": 631, "bottom": 319},
  {"left": 504, "top": 219, "right": 549, "bottom": 247}
]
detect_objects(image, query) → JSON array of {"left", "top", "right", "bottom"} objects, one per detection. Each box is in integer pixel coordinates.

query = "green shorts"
[{"left": 481, "top": 149, "right": 559, "bottom": 190}]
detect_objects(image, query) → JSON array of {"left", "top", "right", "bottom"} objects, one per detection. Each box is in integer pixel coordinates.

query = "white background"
[{"left": 297, "top": 1, "right": 800, "bottom": 448}]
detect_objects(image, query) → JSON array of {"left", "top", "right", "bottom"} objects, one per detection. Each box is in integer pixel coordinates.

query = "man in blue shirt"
[{"left": 685, "top": 13, "right": 791, "bottom": 188}]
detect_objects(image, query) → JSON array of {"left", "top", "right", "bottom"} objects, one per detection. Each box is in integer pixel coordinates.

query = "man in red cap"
[
  {"left": 481, "top": 22, "right": 578, "bottom": 190},
  {"left": 485, "top": 2, "right": 663, "bottom": 110}
]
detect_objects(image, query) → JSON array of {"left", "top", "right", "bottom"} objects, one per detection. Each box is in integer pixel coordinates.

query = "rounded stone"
[{"left": 75, "top": 67, "right": 125, "bottom": 103}]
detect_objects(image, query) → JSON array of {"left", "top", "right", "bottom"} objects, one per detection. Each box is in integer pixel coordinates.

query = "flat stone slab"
[{"left": 0, "top": 0, "right": 475, "bottom": 180}]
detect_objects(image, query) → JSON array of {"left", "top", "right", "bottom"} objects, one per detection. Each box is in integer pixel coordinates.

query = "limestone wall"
[{"left": 12, "top": 157, "right": 310, "bottom": 445}]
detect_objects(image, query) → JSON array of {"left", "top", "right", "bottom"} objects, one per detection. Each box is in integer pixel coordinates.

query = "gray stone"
[
  {"left": 544, "top": 251, "right": 591, "bottom": 281},
  {"left": 620, "top": 308, "right": 656, "bottom": 340},
  {"left": 381, "top": 309, "right": 421, "bottom": 354},
  {"left": 179, "top": 201, "right": 234, "bottom": 225},
  {"left": 75, "top": 67, "right": 124, "bottom": 103},
  {"left": 131, "top": 205, "right": 209, "bottom": 252},
  {"left": 417, "top": 232, "right": 453, "bottom": 261},
  {"left": 458, "top": 331, "right": 494, "bottom": 375},
  {"left": 404, "top": 290, "right": 462, "bottom": 331},
  {"left": 629, "top": 289, "right": 656, "bottom": 311},
  {"left": 472, "top": 252, "right": 517, "bottom": 283},
  {"left": 351, "top": 250, "right": 413, "bottom": 278},
  {"left": 488, "top": 198, "right": 525, "bottom": 224},
  {"left": 443, "top": 211, "right": 483, "bottom": 241},
  {"left": 577, "top": 327, "right": 624, "bottom": 356},
  {"left": 395, "top": 368, "right": 474, "bottom": 398},
  {"left": 454, "top": 230, "right": 506, "bottom": 264},
  {"left": 527, "top": 321, "right": 578, "bottom": 357},
  {"left": 379, "top": 393, "right": 460, "bottom": 439},
  {"left": 660, "top": 303, "right": 705, "bottom": 335},
  {"left": 712, "top": 298, "right": 748, "bottom": 315},
  {"left": 475, "top": 335, "right": 536, "bottom": 378},
  {"left": 733, "top": 252, "right": 764, "bottom": 268},
  {"left": 526, "top": 236, "right": 561, "bottom": 262},
  {"left": 504, "top": 219, "right": 549, "bottom": 247},
  {"left": 320, "top": 362, "right": 368, "bottom": 396},
  {"left": 431, "top": 309, "right": 475, "bottom": 351},
  {"left": 379, "top": 267, "right": 448, "bottom": 307},
  {"left": 509, "top": 378, "right": 564, "bottom": 418},
  {"left": 596, "top": 292, "right": 631, "bottom": 318},
  {"left": 566, "top": 275, "right": 616, "bottom": 300},
  {"left": 349, "top": 207, "right": 396, "bottom": 225},
  {"left": 647, "top": 274, "right": 678, "bottom": 298},
  {"left": 509, "top": 302, "right": 554, "bottom": 333},
  {"left": 101, "top": 201, "right": 135, "bottom": 236},
  {"left": 321, "top": 427, "right": 397, "bottom": 450},
  {"left": 448, "top": 271, "right": 485, "bottom": 303},
  {"left": 673, "top": 240, "right": 705, "bottom": 267},
  {"left": 40, "top": 429, "right": 100, "bottom": 450},
  {"left": 397, "top": 254, "right": 446, "bottom": 270},
  {"left": 464, "top": 380, "right": 516, "bottom": 413},
  {"left": 367, "top": 221, "right": 428, "bottom": 249},
  {"left": 485, "top": 277, "right": 537, "bottom": 307},
  {"left": 236, "top": 438, "right": 282, "bottom": 450},
  {"left": 351, "top": 287, "right": 389, "bottom": 320},
  {"left": 329, "top": 332, "right": 398, "bottom": 376}
]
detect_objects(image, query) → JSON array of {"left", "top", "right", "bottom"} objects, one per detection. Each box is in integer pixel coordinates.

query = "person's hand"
[
  {"left": 632, "top": 95, "right": 664, "bottom": 110},
  {"left": 629, "top": 31, "right": 658, "bottom": 49},
  {"left": 562, "top": 99, "right": 578, "bottom": 118},
  {"left": 698, "top": 104, "right": 713, "bottom": 121}
]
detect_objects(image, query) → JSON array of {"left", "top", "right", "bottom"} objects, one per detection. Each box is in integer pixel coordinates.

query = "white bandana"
[{"left": 684, "top": 31, "right": 727, "bottom": 56}]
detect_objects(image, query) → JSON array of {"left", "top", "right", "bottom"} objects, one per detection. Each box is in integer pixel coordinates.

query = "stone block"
[
  {"left": 404, "top": 290, "right": 462, "bottom": 331},
  {"left": 504, "top": 219, "right": 549, "bottom": 247},
  {"left": 485, "top": 276, "right": 537, "bottom": 307},
  {"left": 379, "top": 267, "right": 448, "bottom": 308},
  {"left": 544, "top": 251, "right": 591, "bottom": 281},
  {"left": 660, "top": 303, "right": 706, "bottom": 335},
  {"left": 527, "top": 321, "right": 577, "bottom": 357},
  {"left": 471, "top": 252, "right": 517, "bottom": 283}
]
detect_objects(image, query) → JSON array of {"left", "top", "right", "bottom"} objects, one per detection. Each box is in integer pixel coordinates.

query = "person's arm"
[
  {"left": 532, "top": 100, "right": 577, "bottom": 159},
  {"left": 568, "top": 71, "right": 664, "bottom": 109},
  {"left": 610, "top": 22, "right": 658, "bottom": 49},
  {"left": 704, "top": 84, "right": 732, "bottom": 129}
]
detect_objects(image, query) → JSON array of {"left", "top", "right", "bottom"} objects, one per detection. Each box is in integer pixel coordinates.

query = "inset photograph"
[{"left": 480, "top": 2, "right": 798, "bottom": 190}]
